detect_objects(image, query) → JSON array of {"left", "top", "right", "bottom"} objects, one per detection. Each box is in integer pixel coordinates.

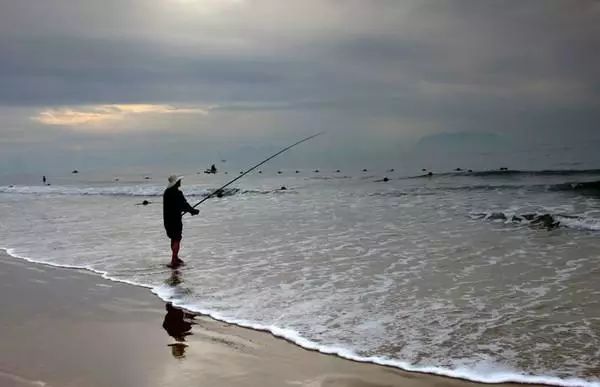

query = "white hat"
[{"left": 167, "top": 175, "right": 183, "bottom": 188}]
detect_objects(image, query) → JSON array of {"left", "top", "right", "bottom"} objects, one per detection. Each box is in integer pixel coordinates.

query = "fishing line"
[{"left": 188, "top": 132, "right": 323, "bottom": 211}]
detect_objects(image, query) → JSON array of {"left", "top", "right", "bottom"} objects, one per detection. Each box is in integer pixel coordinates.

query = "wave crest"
[
  {"left": 409, "top": 168, "right": 600, "bottom": 179},
  {"left": 471, "top": 211, "right": 600, "bottom": 231}
]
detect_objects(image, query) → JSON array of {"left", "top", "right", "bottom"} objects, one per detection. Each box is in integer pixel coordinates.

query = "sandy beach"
[{"left": 0, "top": 252, "right": 535, "bottom": 387}]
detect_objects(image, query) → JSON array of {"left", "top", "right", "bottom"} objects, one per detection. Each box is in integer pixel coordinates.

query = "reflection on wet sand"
[
  {"left": 162, "top": 269, "right": 196, "bottom": 359},
  {"left": 162, "top": 303, "right": 195, "bottom": 359},
  {"left": 165, "top": 269, "right": 183, "bottom": 287}
]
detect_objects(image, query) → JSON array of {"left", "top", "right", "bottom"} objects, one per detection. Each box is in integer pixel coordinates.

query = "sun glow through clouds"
[
  {"left": 166, "top": 0, "right": 245, "bottom": 14},
  {"left": 32, "top": 104, "right": 213, "bottom": 127}
]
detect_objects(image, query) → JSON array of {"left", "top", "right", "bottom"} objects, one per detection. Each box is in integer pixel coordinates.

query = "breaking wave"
[
  {"left": 408, "top": 168, "right": 600, "bottom": 179},
  {"left": 443, "top": 180, "right": 600, "bottom": 193},
  {"left": 0, "top": 184, "right": 287, "bottom": 198},
  {"left": 471, "top": 211, "right": 600, "bottom": 232},
  {"left": 549, "top": 180, "right": 600, "bottom": 193}
]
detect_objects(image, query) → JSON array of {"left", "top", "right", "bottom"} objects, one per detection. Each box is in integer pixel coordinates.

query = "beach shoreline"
[{"left": 0, "top": 251, "right": 544, "bottom": 387}]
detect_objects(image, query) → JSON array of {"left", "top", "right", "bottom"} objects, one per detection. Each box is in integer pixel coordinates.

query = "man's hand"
[{"left": 190, "top": 209, "right": 200, "bottom": 216}]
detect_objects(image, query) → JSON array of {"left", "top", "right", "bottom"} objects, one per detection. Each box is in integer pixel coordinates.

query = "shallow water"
[{"left": 1, "top": 169, "right": 600, "bottom": 386}]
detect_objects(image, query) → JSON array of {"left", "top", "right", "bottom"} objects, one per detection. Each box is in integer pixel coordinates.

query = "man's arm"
[{"left": 178, "top": 191, "right": 199, "bottom": 215}]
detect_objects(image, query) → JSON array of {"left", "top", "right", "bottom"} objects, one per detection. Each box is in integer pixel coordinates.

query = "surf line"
[{"left": 186, "top": 132, "right": 323, "bottom": 212}]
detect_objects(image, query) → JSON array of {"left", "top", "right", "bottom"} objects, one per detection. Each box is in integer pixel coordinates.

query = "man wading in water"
[{"left": 163, "top": 175, "right": 199, "bottom": 267}]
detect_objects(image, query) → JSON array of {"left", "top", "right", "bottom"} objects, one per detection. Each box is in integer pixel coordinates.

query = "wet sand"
[{"left": 0, "top": 252, "right": 532, "bottom": 387}]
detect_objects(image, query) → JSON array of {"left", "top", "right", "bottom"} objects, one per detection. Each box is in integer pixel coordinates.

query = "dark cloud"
[
  {"left": 1, "top": 0, "right": 599, "bottom": 174},
  {"left": 1, "top": 1, "right": 598, "bottom": 108}
]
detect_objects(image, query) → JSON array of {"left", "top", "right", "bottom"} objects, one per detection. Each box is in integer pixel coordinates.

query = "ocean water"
[{"left": 1, "top": 168, "right": 600, "bottom": 386}]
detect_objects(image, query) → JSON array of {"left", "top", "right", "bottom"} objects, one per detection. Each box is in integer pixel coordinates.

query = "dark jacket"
[{"left": 163, "top": 186, "right": 195, "bottom": 228}]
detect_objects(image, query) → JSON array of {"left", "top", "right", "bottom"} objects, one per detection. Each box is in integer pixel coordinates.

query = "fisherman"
[{"left": 163, "top": 175, "right": 199, "bottom": 267}]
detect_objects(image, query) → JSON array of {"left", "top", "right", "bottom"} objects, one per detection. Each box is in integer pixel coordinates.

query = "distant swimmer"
[
  {"left": 295, "top": 170, "right": 300, "bottom": 173},
  {"left": 314, "top": 169, "right": 319, "bottom": 173},
  {"left": 258, "top": 170, "right": 262, "bottom": 174},
  {"left": 163, "top": 175, "right": 199, "bottom": 268},
  {"left": 335, "top": 169, "right": 341, "bottom": 173},
  {"left": 455, "top": 168, "right": 462, "bottom": 171},
  {"left": 72, "top": 170, "right": 79, "bottom": 174},
  {"left": 205, "top": 164, "right": 217, "bottom": 174},
  {"left": 422, "top": 168, "right": 427, "bottom": 172},
  {"left": 136, "top": 200, "right": 151, "bottom": 206},
  {"left": 427, "top": 172, "right": 433, "bottom": 176},
  {"left": 145, "top": 176, "right": 151, "bottom": 180},
  {"left": 362, "top": 169, "right": 368, "bottom": 172},
  {"left": 280, "top": 186, "right": 287, "bottom": 190},
  {"left": 387, "top": 169, "right": 394, "bottom": 172},
  {"left": 277, "top": 171, "right": 282, "bottom": 174},
  {"left": 375, "top": 177, "right": 390, "bottom": 182}
]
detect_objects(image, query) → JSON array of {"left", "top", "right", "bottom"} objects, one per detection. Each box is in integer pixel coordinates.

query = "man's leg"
[{"left": 170, "top": 239, "right": 181, "bottom": 266}]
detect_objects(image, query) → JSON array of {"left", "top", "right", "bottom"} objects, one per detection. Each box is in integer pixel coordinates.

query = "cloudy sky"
[{"left": 1, "top": 0, "right": 599, "bottom": 177}]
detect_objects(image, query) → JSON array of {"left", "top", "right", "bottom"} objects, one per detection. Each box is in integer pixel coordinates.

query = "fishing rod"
[{"left": 190, "top": 132, "right": 323, "bottom": 210}]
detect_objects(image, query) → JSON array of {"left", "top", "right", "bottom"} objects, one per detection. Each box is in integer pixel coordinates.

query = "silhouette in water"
[
  {"left": 42, "top": 175, "right": 46, "bottom": 184},
  {"left": 162, "top": 302, "right": 195, "bottom": 359},
  {"left": 205, "top": 164, "right": 217, "bottom": 174}
]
